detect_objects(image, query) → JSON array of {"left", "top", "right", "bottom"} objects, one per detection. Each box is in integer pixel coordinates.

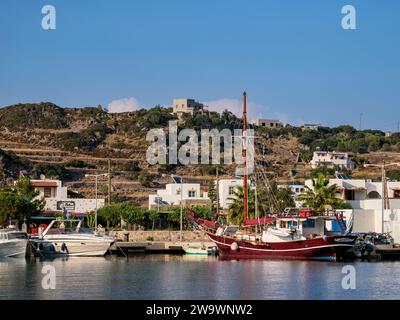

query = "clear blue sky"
[{"left": 1, "top": 0, "right": 399, "bottom": 130}]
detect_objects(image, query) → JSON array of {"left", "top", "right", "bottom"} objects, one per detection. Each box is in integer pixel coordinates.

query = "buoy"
[{"left": 230, "top": 242, "right": 238, "bottom": 251}]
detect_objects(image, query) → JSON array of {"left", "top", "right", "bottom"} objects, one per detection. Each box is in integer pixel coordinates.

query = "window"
[
  {"left": 303, "top": 220, "right": 315, "bottom": 228},
  {"left": 344, "top": 189, "right": 355, "bottom": 200},
  {"left": 188, "top": 191, "right": 196, "bottom": 198},
  {"left": 228, "top": 186, "right": 236, "bottom": 195},
  {"left": 44, "top": 187, "right": 52, "bottom": 198}
]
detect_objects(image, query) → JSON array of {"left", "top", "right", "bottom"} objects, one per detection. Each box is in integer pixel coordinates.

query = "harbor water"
[{"left": 1, "top": 255, "right": 400, "bottom": 300}]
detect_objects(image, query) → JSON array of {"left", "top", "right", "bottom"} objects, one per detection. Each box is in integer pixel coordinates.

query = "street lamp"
[
  {"left": 171, "top": 174, "right": 183, "bottom": 242},
  {"left": 85, "top": 173, "right": 108, "bottom": 233}
]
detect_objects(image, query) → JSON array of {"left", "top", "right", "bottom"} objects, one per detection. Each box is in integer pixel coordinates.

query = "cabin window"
[
  {"left": 44, "top": 187, "right": 52, "bottom": 198},
  {"left": 288, "top": 221, "right": 298, "bottom": 228},
  {"left": 228, "top": 186, "right": 236, "bottom": 195},
  {"left": 394, "top": 190, "right": 400, "bottom": 199},
  {"left": 303, "top": 220, "right": 315, "bottom": 228}
]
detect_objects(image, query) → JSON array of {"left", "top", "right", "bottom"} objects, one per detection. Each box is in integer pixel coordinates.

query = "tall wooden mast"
[{"left": 243, "top": 91, "right": 248, "bottom": 225}]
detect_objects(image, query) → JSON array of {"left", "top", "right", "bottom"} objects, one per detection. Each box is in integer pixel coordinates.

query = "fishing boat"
[
  {"left": 201, "top": 92, "right": 356, "bottom": 261},
  {"left": 28, "top": 218, "right": 115, "bottom": 257},
  {"left": 0, "top": 226, "right": 28, "bottom": 258}
]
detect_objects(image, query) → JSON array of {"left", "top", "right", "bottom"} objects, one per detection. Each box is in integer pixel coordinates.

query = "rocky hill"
[{"left": 1, "top": 102, "right": 400, "bottom": 206}]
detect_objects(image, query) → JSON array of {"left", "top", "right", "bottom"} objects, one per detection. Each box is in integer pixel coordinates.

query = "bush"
[
  {"left": 64, "top": 160, "right": 87, "bottom": 168},
  {"left": 33, "top": 163, "right": 70, "bottom": 179}
]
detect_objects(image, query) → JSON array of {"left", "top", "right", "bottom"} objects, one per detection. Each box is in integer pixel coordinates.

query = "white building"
[
  {"left": 301, "top": 123, "right": 321, "bottom": 130},
  {"left": 217, "top": 179, "right": 243, "bottom": 211},
  {"left": 305, "top": 178, "right": 400, "bottom": 242},
  {"left": 277, "top": 184, "right": 305, "bottom": 208},
  {"left": 172, "top": 98, "right": 205, "bottom": 116},
  {"left": 31, "top": 179, "right": 105, "bottom": 214},
  {"left": 310, "top": 151, "right": 355, "bottom": 170},
  {"left": 148, "top": 183, "right": 209, "bottom": 209},
  {"left": 250, "top": 119, "right": 283, "bottom": 129}
]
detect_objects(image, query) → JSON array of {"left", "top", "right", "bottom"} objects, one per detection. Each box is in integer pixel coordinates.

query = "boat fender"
[
  {"left": 230, "top": 242, "right": 238, "bottom": 251},
  {"left": 323, "top": 235, "right": 328, "bottom": 242}
]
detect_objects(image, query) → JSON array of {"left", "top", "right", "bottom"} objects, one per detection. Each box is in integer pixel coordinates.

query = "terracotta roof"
[{"left": 31, "top": 181, "right": 58, "bottom": 187}]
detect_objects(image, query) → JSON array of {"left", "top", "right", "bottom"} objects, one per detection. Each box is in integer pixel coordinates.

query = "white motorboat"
[
  {"left": 0, "top": 226, "right": 28, "bottom": 258},
  {"left": 29, "top": 219, "right": 115, "bottom": 257}
]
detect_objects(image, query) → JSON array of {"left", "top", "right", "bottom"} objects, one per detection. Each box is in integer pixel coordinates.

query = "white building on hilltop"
[
  {"left": 172, "top": 98, "right": 205, "bottom": 117},
  {"left": 250, "top": 119, "right": 283, "bottom": 129},
  {"left": 31, "top": 179, "right": 105, "bottom": 214},
  {"left": 310, "top": 151, "right": 355, "bottom": 170},
  {"left": 304, "top": 178, "right": 400, "bottom": 242}
]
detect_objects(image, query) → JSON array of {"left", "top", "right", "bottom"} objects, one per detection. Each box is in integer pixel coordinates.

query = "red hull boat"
[{"left": 207, "top": 232, "right": 355, "bottom": 261}]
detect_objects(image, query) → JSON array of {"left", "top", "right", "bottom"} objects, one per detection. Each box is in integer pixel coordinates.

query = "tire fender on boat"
[{"left": 230, "top": 242, "right": 238, "bottom": 251}]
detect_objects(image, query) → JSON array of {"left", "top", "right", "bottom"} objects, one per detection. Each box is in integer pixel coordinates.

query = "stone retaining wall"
[{"left": 108, "top": 230, "right": 208, "bottom": 242}]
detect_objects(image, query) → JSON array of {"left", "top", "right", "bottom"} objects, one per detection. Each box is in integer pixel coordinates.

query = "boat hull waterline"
[
  {"left": 207, "top": 233, "right": 355, "bottom": 261},
  {"left": 30, "top": 238, "right": 114, "bottom": 257},
  {"left": 0, "top": 240, "right": 28, "bottom": 258}
]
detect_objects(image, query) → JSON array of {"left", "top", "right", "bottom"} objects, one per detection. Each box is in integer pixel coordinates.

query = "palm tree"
[
  {"left": 299, "top": 175, "right": 344, "bottom": 212},
  {"left": 228, "top": 186, "right": 255, "bottom": 224}
]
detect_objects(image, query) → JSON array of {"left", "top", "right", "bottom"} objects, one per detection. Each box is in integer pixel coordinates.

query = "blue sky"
[{"left": 0, "top": 0, "right": 399, "bottom": 130}]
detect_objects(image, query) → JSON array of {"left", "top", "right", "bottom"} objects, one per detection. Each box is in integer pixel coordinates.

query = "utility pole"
[
  {"left": 85, "top": 173, "right": 108, "bottom": 233},
  {"left": 180, "top": 177, "right": 183, "bottom": 242},
  {"left": 108, "top": 159, "right": 111, "bottom": 205}
]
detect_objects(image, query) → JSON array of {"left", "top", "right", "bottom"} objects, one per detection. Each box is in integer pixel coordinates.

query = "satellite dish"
[{"left": 40, "top": 174, "right": 46, "bottom": 180}]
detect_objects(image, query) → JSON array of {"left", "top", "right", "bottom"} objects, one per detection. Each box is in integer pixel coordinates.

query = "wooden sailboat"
[{"left": 203, "top": 92, "right": 356, "bottom": 261}]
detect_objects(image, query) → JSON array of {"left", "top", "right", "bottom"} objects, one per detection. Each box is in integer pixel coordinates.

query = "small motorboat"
[
  {"left": 0, "top": 226, "right": 28, "bottom": 258},
  {"left": 183, "top": 245, "right": 217, "bottom": 256}
]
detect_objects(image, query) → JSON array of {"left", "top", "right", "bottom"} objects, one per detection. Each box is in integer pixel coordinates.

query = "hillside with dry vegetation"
[{"left": 1, "top": 102, "right": 400, "bottom": 206}]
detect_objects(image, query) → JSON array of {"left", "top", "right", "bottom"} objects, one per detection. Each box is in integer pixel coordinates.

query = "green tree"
[
  {"left": 0, "top": 177, "right": 44, "bottom": 226},
  {"left": 191, "top": 205, "right": 212, "bottom": 220},
  {"left": 299, "top": 175, "right": 346, "bottom": 212},
  {"left": 97, "top": 203, "right": 122, "bottom": 229},
  {"left": 228, "top": 186, "right": 255, "bottom": 224},
  {"left": 120, "top": 203, "right": 146, "bottom": 229},
  {"left": 147, "top": 209, "right": 158, "bottom": 232},
  {"left": 208, "top": 180, "right": 217, "bottom": 212}
]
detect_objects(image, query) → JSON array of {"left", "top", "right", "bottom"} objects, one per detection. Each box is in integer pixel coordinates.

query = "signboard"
[{"left": 57, "top": 201, "right": 75, "bottom": 211}]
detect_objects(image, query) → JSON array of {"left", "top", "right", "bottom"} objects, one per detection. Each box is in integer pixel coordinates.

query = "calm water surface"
[{"left": 1, "top": 255, "right": 399, "bottom": 300}]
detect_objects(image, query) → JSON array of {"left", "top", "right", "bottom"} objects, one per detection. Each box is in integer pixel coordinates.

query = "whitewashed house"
[
  {"left": 148, "top": 183, "right": 209, "bottom": 209},
  {"left": 304, "top": 178, "right": 400, "bottom": 242},
  {"left": 218, "top": 179, "right": 244, "bottom": 211},
  {"left": 31, "top": 179, "right": 105, "bottom": 214},
  {"left": 310, "top": 151, "right": 355, "bottom": 170}
]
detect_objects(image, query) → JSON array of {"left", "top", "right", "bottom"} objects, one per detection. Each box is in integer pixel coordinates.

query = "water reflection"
[{"left": 1, "top": 255, "right": 400, "bottom": 299}]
